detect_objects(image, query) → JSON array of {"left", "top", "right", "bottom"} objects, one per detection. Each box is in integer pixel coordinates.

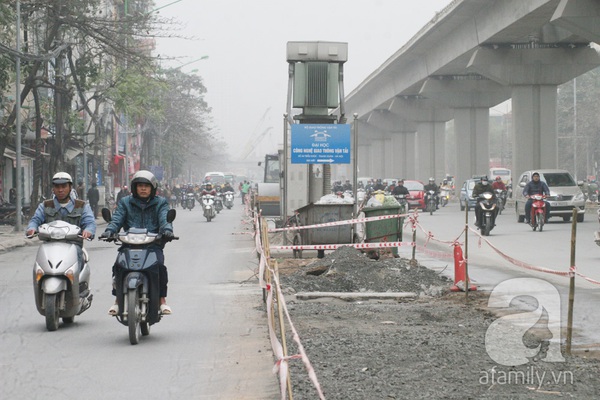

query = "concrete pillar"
[
  {"left": 453, "top": 108, "right": 490, "bottom": 192},
  {"left": 391, "top": 134, "right": 406, "bottom": 179},
  {"left": 511, "top": 85, "right": 558, "bottom": 176},
  {"left": 358, "top": 144, "right": 372, "bottom": 178},
  {"left": 467, "top": 46, "right": 600, "bottom": 176},
  {"left": 415, "top": 122, "right": 446, "bottom": 182},
  {"left": 372, "top": 139, "right": 386, "bottom": 178},
  {"left": 405, "top": 133, "right": 416, "bottom": 179}
]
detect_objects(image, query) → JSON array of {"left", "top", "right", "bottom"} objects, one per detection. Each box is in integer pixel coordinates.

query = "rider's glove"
[
  {"left": 162, "top": 231, "right": 174, "bottom": 241},
  {"left": 99, "top": 230, "right": 113, "bottom": 240}
]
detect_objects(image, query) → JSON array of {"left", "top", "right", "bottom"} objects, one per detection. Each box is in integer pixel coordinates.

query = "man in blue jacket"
[
  {"left": 100, "top": 170, "right": 174, "bottom": 315},
  {"left": 523, "top": 172, "right": 551, "bottom": 224},
  {"left": 26, "top": 172, "right": 96, "bottom": 269}
]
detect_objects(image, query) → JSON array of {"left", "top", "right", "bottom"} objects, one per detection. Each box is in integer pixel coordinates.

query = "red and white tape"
[
  {"left": 268, "top": 211, "right": 412, "bottom": 233},
  {"left": 270, "top": 241, "right": 415, "bottom": 251}
]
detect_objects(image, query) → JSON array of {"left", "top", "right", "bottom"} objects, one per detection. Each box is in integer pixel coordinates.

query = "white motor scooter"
[
  {"left": 224, "top": 192, "right": 234, "bottom": 209},
  {"left": 202, "top": 194, "right": 217, "bottom": 222},
  {"left": 30, "top": 220, "right": 93, "bottom": 331}
]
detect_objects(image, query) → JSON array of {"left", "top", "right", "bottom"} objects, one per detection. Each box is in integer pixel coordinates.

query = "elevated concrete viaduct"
[{"left": 342, "top": 0, "right": 600, "bottom": 190}]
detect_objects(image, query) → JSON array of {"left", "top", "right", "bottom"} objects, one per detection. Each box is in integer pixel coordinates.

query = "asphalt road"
[
  {"left": 397, "top": 200, "right": 600, "bottom": 350},
  {"left": 0, "top": 203, "right": 279, "bottom": 400}
]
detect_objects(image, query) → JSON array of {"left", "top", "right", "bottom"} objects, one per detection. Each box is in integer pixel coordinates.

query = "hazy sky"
[{"left": 153, "top": 0, "right": 452, "bottom": 159}]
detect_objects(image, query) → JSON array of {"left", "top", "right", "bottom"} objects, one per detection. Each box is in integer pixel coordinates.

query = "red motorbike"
[{"left": 530, "top": 194, "right": 547, "bottom": 232}]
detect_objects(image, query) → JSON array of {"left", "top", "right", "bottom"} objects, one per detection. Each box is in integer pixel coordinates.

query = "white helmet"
[
  {"left": 131, "top": 170, "right": 158, "bottom": 198},
  {"left": 52, "top": 172, "right": 73, "bottom": 185}
]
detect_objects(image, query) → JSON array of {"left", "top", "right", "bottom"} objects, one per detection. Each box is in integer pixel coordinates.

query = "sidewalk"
[{"left": 0, "top": 217, "right": 107, "bottom": 253}]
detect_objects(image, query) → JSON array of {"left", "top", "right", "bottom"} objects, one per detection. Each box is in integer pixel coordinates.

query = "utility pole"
[{"left": 15, "top": 0, "right": 22, "bottom": 232}]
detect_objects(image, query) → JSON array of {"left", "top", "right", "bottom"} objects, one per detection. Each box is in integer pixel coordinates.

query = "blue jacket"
[
  {"left": 523, "top": 180, "right": 550, "bottom": 197},
  {"left": 27, "top": 194, "right": 96, "bottom": 238},
  {"left": 106, "top": 195, "right": 173, "bottom": 237}
]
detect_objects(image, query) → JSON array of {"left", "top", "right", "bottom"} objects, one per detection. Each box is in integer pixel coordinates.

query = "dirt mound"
[{"left": 279, "top": 246, "right": 451, "bottom": 296}]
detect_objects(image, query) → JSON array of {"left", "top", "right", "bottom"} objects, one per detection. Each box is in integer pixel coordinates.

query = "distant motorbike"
[
  {"left": 214, "top": 193, "right": 224, "bottom": 213},
  {"left": 224, "top": 192, "right": 234, "bottom": 209},
  {"left": 529, "top": 194, "right": 547, "bottom": 232},
  {"left": 30, "top": 221, "right": 93, "bottom": 331},
  {"left": 100, "top": 208, "right": 178, "bottom": 345},
  {"left": 476, "top": 192, "right": 497, "bottom": 236},
  {"left": 494, "top": 189, "right": 507, "bottom": 214},
  {"left": 201, "top": 194, "right": 216, "bottom": 222},
  {"left": 185, "top": 193, "right": 195, "bottom": 211},
  {"left": 440, "top": 188, "right": 451, "bottom": 207},
  {"left": 180, "top": 193, "right": 187, "bottom": 210},
  {"left": 425, "top": 190, "right": 437, "bottom": 215}
]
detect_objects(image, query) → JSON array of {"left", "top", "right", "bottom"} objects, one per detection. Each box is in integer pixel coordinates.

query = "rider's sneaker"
[
  {"left": 160, "top": 304, "right": 172, "bottom": 315},
  {"left": 108, "top": 304, "right": 118, "bottom": 316}
]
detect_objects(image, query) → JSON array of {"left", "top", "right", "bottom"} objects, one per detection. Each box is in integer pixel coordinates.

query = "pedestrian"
[
  {"left": 241, "top": 180, "right": 250, "bottom": 204},
  {"left": 87, "top": 182, "right": 100, "bottom": 218},
  {"left": 76, "top": 181, "right": 84, "bottom": 199},
  {"left": 116, "top": 185, "right": 130, "bottom": 204},
  {"left": 9, "top": 188, "right": 16, "bottom": 205}
]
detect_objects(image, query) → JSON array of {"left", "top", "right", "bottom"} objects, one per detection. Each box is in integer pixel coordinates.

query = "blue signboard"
[{"left": 291, "top": 124, "right": 351, "bottom": 164}]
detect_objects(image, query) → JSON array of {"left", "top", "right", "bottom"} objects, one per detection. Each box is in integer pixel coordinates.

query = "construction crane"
[{"left": 239, "top": 107, "right": 273, "bottom": 160}]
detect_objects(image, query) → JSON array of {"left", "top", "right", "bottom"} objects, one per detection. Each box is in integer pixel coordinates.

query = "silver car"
[
  {"left": 459, "top": 179, "right": 478, "bottom": 211},
  {"left": 514, "top": 169, "right": 585, "bottom": 222}
]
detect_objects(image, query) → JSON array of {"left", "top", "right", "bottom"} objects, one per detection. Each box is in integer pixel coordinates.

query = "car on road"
[
  {"left": 403, "top": 180, "right": 425, "bottom": 210},
  {"left": 459, "top": 179, "right": 478, "bottom": 211},
  {"left": 514, "top": 169, "right": 586, "bottom": 222}
]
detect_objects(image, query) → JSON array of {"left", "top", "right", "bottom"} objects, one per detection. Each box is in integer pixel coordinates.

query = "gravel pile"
[{"left": 273, "top": 247, "right": 600, "bottom": 400}]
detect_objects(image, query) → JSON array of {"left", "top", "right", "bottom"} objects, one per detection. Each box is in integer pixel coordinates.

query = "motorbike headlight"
[
  {"left": 35, "top": 265, "right": 44, "bottom": 282},
  {"left": 483, "top": 193, "right": 493, "bottom": 200},
  {"left": 65, "top": 263, "right": 78, "bottom": 284}
]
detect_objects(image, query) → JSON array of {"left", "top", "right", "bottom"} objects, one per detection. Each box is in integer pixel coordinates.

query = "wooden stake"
[{"left": 566, "top": 209, "right": 577, "bottom": 355}]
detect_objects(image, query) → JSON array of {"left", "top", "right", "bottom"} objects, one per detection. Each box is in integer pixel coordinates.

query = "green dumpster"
[{"left": 363, "top": 205, "right": 403, "bottom": 256}]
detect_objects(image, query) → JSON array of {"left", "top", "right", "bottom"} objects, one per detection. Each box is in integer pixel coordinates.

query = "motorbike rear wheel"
[
  {"left": 45, "top": 293, "right": 60, "bottom": 331},
  {"left": 127, "top": 289, "right": 141, "bottom": 345}
]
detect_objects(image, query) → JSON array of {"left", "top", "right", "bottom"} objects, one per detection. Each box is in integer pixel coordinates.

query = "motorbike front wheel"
[
  {"left": 128, "top": 289, "right": 141, "bottom": 345},
  {"left": 536, "top": 213, "right": 544, "bottom": 232},
  {"left": 45, "top": 293, "right": 60, "bottom": 331},
  {"left": 483, "top": 215, "right": 492, "bottom": 236}
]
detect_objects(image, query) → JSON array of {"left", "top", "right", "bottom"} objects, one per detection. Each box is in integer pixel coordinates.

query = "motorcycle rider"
[
  {"left": 523, "top": 172, "right": 551, "bottom": 224},
  {"left": 202, "top": 182, "right": 217, "bottom": 196},
  {"left": 100, "top": 170, "right": 174, "bottom": 316},
  {"left": 492, "top": 176, "right": 507, "bottom": 192},
  {"left": 26, "top": 172, "right": 96, "bottom": 268},
  {"left": 372, "top": 178, "right": 386, "bottom": 191},
  {"left": 342, "top": 179, "right": 353, "bottom": 192},
  {"left": 392, "top": 179, "right": 410, "bottom": 196},
  {"left": 222, "top": 182, "right": 235, "bottom": 194},
  {"left": 424, "top": 178, "right": 440, "bottom": 209},
  {"left": 472, "top": 176, "right": 497, "bottom": 228}
]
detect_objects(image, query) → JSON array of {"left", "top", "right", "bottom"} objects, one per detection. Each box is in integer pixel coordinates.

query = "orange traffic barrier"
[{"left": 450, "top": 243, "right": 477, "bottom": 292}]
